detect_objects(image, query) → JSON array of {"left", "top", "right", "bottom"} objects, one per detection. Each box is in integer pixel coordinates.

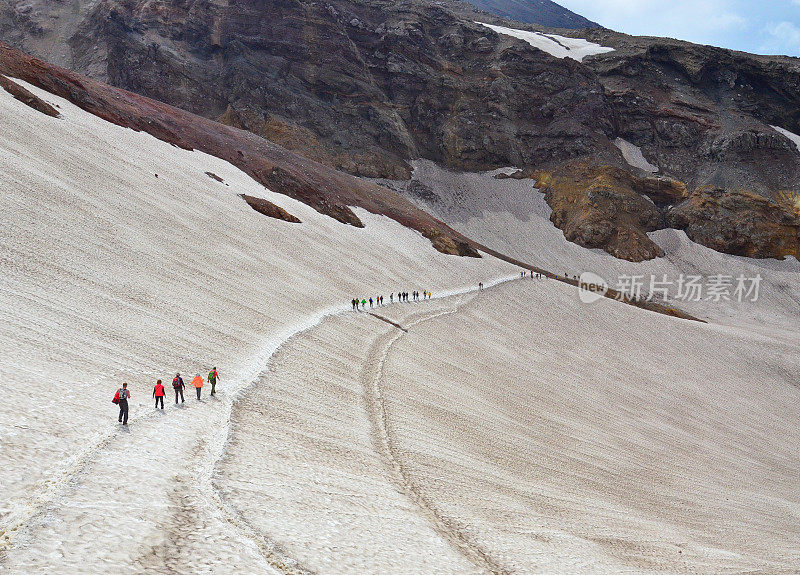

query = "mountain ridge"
[{"left": 1, "top": 0, "right": 798, "bottom": 262}]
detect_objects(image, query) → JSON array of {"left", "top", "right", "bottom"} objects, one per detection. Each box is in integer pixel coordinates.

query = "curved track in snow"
[{"left": 360, "top": 294, "right": 513, "bottom": 575}]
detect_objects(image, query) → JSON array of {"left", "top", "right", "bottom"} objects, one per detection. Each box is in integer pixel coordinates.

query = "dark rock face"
[
  {"left": 2, "top": 0, "right": 800, "bottom": 262},
  {"left": 452, "top": 0, "right": 599, "bottom": 29},
  {"left": 585, "top": 36, "right": 800, "bottom": 196},
  {"left": 0, "top": 0, "right": 610, "bottom": 179}
]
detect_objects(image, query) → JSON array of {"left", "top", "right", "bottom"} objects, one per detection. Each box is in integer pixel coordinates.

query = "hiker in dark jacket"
[
  {"left": 153, "top": 379, "right": 165, "bottom": 410},
  {"left": 172, "top": 373, "right": 185, "bottom": 404},
  {"left": 117, "top": 382, "right": 131, "bottom": 425}
]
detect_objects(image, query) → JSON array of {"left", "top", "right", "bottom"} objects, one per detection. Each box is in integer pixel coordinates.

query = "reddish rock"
[
  {"left": 241, "top": 194, "right": 301, "bottom": 224},
  {"left": 0, "top": 74, "right": 59, "bottom": 117}
]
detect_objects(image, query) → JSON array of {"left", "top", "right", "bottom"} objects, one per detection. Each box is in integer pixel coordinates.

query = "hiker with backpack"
[
  {"left": 153, "top": 379, "right": 165, "bottom": 410},
  {"left": 208, "top": 367, "right": 219, "bottom": 396},
  {"left": 113, "top": 382, "right": 131, "bottom": 425},
  {"left": 192, "top": 373, "right": 204, "bottom": 400},
  {"left": 172, "top": 373, "right": 185, "bottom": 404}
]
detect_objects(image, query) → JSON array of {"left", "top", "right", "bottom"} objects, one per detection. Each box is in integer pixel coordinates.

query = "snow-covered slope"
[
  {"left": 383, "top": 161, "right": 800, "bottom": 328},
  {"left": 477, "top": 22, "right": 614, "bottom": 61},
  {"left": 378, "top": 282, "right": 800, "bottom": 573},
  {"left": 218, "top": 281, "right": 800, "bottom": 574},
  {"left": 0, "top": 79, "right": 517, "bottom": 572}
]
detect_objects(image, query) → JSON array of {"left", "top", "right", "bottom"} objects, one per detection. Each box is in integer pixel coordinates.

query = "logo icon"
[{"left": 578, "top": 272, "right": 609, "bottom": 304}]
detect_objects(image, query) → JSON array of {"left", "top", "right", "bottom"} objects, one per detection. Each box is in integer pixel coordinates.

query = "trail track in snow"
[
  {"left": 360, "top": 292, "right": 514, "bottom": 575},
  {"left": 0, "top": 275, "right": 518, "bottom": 574},
  {"left": 208, "top": 279, "right": 519, "bottom": 575},
  {"left": 202, "top": 277, "right": 517, "bottom": 574},
  {"left": 0, "top": 405, "right": 164, "bottom": 559}
]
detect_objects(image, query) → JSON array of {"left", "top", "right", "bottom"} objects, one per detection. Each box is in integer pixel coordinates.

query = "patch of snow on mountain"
[
  {"left": 613, "top": 137, "right": 659, "bottom": 173},
  {"left": 772, "top": 125, "right": 800, "bottom": 151},
  {"left": 477, "top": 22, "right": 614, "bottom": 61}
]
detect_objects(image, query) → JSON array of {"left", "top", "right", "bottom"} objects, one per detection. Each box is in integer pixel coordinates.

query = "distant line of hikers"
[
  {"left": 351, "top": 290, "right": 432, "bottom": 310},
  {"left": 352, "top": 272, "right": 552, "bottom": 310},
  {"left": 112, "top": 367, "right": 220, "bottom": 425}
]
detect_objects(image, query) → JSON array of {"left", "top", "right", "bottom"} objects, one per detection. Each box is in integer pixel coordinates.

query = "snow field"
[
  {"left": 221, "top": 278, "right": 800, "bottom": 573},
  {"left": 476, "top": 22, "right": 615, "bottom": 61},
  {"left": 0, "top": 79, "right": 517, "bottom": 573},
  {"left": 613, "top": 137, "right": 659, "bottom": 173}
]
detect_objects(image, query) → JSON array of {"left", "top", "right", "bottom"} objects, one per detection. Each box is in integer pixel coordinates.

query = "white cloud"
[
  {"left": 557, "top": 0, "right": 800, "bottom": 55},
  {"left": 761, "top": 21, "right": 800, "bottom": 55},
  {"left": 558, "top": 0, "right": 747, "bottom": 44}
]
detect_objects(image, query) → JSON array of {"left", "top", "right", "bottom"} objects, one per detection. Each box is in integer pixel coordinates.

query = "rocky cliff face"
[
  {"left": 0, "top": 0, "right": 611, "bottom": 179},
  {"left": 1, "top": 0, "right": 799, "bottom": 261},
  {"left": 533, "top": 163, "right": 688, "bottom": 261},
  {"left": 452, "top": 0, "right": 599, "bottom": 29}
]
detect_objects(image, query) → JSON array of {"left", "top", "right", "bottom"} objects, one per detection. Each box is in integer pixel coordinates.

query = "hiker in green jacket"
[{"left": 208, "top": 367, "right": 219, "bottom": 396}]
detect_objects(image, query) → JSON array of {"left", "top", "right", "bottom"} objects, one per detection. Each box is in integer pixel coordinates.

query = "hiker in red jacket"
[{"left": 153, "top": 379, "right": 165, "bottom": 410}]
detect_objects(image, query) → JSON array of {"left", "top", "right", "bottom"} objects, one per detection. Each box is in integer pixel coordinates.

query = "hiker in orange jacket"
[{"left": 192, "top": 373, "right": 204, "bottom": 400}]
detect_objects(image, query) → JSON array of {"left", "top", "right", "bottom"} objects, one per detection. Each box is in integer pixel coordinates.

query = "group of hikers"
[
  {"left": 112, "top": 368, "right": 220, "bottom": 425},
  {"left": 351, "top": 273, "right": 555, "bottom": 311},
  {"left": 114, "top": 272, "right": 556, "bottom": 425},
  {"left": 351, "top": 290, "right": 432, "bottom": 310}
]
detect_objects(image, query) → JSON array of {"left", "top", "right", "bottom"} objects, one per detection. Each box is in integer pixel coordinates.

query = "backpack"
[
  {"left": 172, "top": 377, "right": 182, "bottom": 389},
  {"left": 112, "top": 390, "right": 120, "bottom": 404}
]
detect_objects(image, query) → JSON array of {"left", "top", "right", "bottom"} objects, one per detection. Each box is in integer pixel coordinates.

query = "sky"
[{"left": 557, "top": 0, "right": 800, "bottom": 56}]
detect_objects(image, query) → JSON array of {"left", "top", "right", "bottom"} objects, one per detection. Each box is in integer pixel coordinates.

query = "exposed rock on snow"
[
  {"left": 476, "top": 22, "right": 614, "bottom": 61},
  {"left": 0, "top": 74, "right": 58, "bottom": 117},
  {"left": 205, "top": 171, "right": 224, "bottom": 183},
  {"left": 241, "top": 193, "right": 302, "bottom": 223},
  {"left": 613, "top": 137, "right": 658, "bottom": 173}
]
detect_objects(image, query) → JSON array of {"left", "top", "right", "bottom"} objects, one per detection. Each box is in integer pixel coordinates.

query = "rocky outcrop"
[
  {"left": 241, "top": 194, "right": 301, "bottom": 224},
  {"left": 668, "top": 187, "right": 800, "bottom": 260},
  {"left": 0, "top": 74, "right": 59, "bottom": 117},
  {"left": 535, "top": 162, "right": 800, "bottom": 261},
  {"left": 535, "top": 163, "right": 687, "bottom": 261}
]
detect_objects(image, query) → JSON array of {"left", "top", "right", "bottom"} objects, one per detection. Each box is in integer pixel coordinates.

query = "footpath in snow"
[
  {"left": 0, "top": 77, "right": 516, "bottom": 572},
  {"left": 221, "top": 279, "right": 800, "bottom": 574}
]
